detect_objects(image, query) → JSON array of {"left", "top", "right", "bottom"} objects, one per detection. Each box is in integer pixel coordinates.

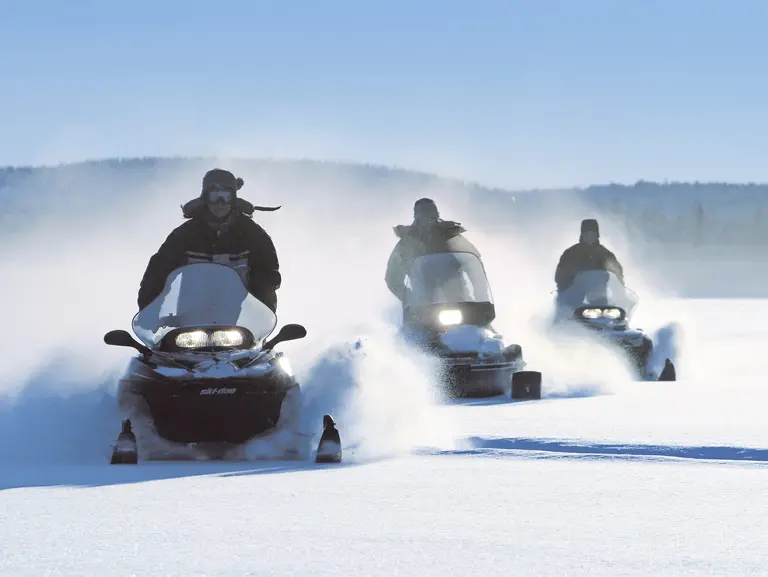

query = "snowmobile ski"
[
  {"left": 110, "top": 419, "right": 139, "bottom": 465},
  {"left": 315, "top": 414, "right": 342, "bottom": 464}
]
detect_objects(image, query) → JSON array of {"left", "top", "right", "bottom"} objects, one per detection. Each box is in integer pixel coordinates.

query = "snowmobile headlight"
[
  {"left": 175, "top": 330, "right": 210, "bottom": 348},
  {"left": 579, "top": 307, "right": 623, "bottom": 321},
  {"left": 173, "top": 328, "right": 246, "bottom": 349},
  {"left": 210, "top": 329, "right": 244, "bottom": 347},
  {"left": 580, "top": 308, "right": 603, "bottom": 319},
  {"left": 276, "top": 355, "right": 294, "bottom": 376},
  {"left": 438, "top": 309, "right": 463, "bottom": 325},
  {"left": 602, "top": 308, "right": 622, "bottom": 319}
]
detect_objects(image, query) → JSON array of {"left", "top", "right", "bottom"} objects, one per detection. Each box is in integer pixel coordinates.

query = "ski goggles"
[{"left": 205, "top": 187, "right": 235, "bottom": 205}]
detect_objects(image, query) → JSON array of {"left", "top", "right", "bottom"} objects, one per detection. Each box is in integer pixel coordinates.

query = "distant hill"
[{"left": 2, "top": 156, "right": 768, "bottom": 249}]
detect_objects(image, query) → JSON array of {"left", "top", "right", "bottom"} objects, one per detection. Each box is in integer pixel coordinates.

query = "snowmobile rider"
[
  {"left": 554, "top": 218, "right": 624, "bottom": 292},
  {"left": 385, "top": 198, "right": 478, "bottom": 303},
  {"left": 137, "top": 168, "right": 282, "bottom": 312}
]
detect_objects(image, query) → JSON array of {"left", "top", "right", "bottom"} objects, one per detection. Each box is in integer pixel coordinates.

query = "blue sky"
[{"left": 2, "top": 0, "right": 767, "bottom": 189}]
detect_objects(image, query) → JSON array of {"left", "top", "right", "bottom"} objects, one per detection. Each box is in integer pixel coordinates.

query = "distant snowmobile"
[
  {"left": 104, "top": 262, "right": 341, "bottom": 465},
  {"left": 552, "top": 269, "right": 677, "bottom": 381},
  {"left": 398, "top": 250, "right": 543, "bottom": 400}
]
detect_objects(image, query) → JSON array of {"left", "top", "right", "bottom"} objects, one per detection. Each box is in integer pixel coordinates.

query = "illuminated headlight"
[
  {"left": 210, "top": 329, "right": 244, "bottom": 347},
  {"left": 438, "top": 309, "right": 463, "bottom": 325},
  {"left": 175, "top": 330, "right": 209, "bottom": 348},
  {"left": 602, "top": 308, "right": 622, "bottom": 319},
  {"left": 276, "top": 356, "right": 294, "bottom": 376},
  {"left": 174, "top": 328, "right": 245, "bottom": 348},
  {"left": 581, "top": 308, "right": 603, "bottom": 319},
  {"left": 580, "top": 308, "right": 622, "bottom": 320}
]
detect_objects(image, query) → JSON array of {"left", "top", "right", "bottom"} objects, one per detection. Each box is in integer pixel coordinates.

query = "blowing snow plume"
[{"left": 281, "top": 325, "right": 459, "bottom": 463}]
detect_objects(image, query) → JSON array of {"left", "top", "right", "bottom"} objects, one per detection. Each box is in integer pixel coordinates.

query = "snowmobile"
[
  {"left": 552, "top": 269, "right": 676, "bottom": 381},
  {"left": 103, "top": 262, "right": 342, "bottom": 465},
  {"left": 398, "top": 250, "right": 542, "bottom": 400}
]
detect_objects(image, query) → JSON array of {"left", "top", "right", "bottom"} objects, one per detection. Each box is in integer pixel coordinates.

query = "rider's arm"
[
  {"left": 385, "top": 242, "right": 407, "bottom": 301},
  {"left": 245, "top": 222, "right": 281, "bottom": 291},
  {"left": 605, "top": 248, "right": 624, "bottom": 282},
  {"left": 554, "top": 249, "right": 571, "bottom": 291},
  {"left": 137, "top": 228, "right": 186, "bottom": 309}
]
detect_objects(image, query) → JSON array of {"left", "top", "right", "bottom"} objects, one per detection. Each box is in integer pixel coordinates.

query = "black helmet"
[{"left": 413, "top": 198, "right": 439, "bottom": 223}]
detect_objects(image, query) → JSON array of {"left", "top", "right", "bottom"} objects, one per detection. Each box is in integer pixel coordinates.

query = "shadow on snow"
[{"left": 421, "top": 436, "right": 768, "bottom": 465}]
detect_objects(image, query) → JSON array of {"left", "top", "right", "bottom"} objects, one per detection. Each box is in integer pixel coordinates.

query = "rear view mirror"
[
  {"left": 104, "top": 329, "right": 151, "bottom": 355},
  {"left": 263, "top": 323, "right": 307, "bottom": 350}
]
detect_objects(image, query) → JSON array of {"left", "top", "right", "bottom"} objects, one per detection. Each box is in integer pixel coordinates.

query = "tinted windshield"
[
  {"left": 132, "top": 263, "right": 278, "bottom": 348},
  {"left": 557, "top": 269, "right": 637, "bottom": 314},
  {"left": 404, "top": 252, "right": 493, "bottom": 308}
]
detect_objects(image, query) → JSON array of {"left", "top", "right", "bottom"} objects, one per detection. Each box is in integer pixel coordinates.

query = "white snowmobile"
[
  {"left": 552, "top": 269, "right": 676, "bottom": 381},
  {"left": 104, "top": 262, "right": 342, "bottom": 465},
  {"left": 399, "top": 250, "right": 543, "bottom": 400}
]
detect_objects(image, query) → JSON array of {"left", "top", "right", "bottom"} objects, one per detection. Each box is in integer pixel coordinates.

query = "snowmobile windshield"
[
  {"left": 131, "top": 263, "right": 278, "bottom": 348},
  {"left": 404, "top": 251, "right": 493, "bottom": 308},
  {"left": 557, "top": 269, "right": 638, "bottom": 317}
]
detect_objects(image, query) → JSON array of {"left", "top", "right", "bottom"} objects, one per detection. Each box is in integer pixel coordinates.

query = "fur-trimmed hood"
[
  {"left": 181, "top": 196, "right": 281, "bottom": 219},
  {"left": 393, "top": 219, "right": 466, "bottom": 239}
]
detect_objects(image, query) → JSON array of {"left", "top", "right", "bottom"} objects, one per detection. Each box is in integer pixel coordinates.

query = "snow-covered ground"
[{"left": 0, "top": 297, "right": 766, "bottom": 576}]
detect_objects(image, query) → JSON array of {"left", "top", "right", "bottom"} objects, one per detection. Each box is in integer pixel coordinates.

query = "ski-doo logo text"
[{"left": 199, "top": 387, "right": 237, "bottom": 395}]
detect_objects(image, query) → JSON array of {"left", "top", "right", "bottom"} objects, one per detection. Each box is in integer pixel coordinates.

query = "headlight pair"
[
  {"left": 174, "top": 328, "right": 246, "bottom": 349},
  {"left": 580, "top": 307, "right": 622, "bottom": 320}
]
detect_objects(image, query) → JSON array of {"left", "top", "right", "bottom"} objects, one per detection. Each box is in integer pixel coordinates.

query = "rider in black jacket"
[
  {"left": 137, "top": 168, "right": 282, "bottom": 312},
  {"left": 554, "top": 218, "right": 624, "bottom": 292}
]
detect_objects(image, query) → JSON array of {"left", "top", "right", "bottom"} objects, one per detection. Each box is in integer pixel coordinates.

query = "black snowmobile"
[
  {"left": 552, "top": 269, "right": 677, "bottom": 381},
  {"left": 399, "top": 250, "right": 543, "bottom": 400},
  {"left": 104, "top": 262, "right": 342, "bottom": 465}
]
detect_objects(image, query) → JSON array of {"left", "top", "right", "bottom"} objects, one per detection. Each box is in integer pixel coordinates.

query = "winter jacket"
[
  {"left": 385, "top": 220, "right": 479, "bottom": 302},
  {"left": 137, "top": 212, "right": 281, "bottom": 312},
  {"left": 554, "top": 242, "right": 624, "bottom": 292}
]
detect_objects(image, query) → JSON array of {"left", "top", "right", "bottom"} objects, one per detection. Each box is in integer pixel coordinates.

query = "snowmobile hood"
[{"left": 438, "top": 324, "right": 505, "bottom": 356}]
